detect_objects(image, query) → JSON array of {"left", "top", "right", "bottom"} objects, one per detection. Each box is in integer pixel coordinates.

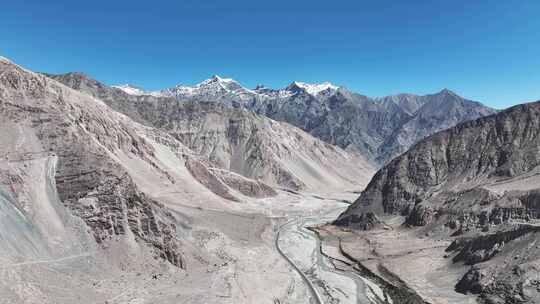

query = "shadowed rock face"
[
  {"left": 47, "top": 73, "right": 375, "bottom": 191},
  {"left": 335, "top": 101, "right": 540, "bottom": 303},
  {"left": 0, "top": 59, "right": 184, "bottom": 267},
  {"left": 338, "top": 101, "right": 540, "bottom": 226},
  {"left": 222, "top": 87, "right": 495, "bottom": 166},
  {"left": 375, "top": 89, "right": 497, "bottom": 164},
  {"left": 212, "top": 169, "right": 277, "bottom": 198},
  {"left": 184, "top": 158, "right": 240, "bottom": 201},
  {"left": 184, "top": 158, "right": 278, "bottom": 200}
]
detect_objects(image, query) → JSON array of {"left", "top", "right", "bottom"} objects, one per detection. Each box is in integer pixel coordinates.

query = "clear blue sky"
[{"left": 1, "top": 0, "right": 539, "bottom": 109}]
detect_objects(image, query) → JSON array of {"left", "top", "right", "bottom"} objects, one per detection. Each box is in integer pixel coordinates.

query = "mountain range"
[
  {"left": 109, "top": 75, "right": 496, "bottom": 165},
  {"left": 46, "top": 72, "right": 375, "bottom": 192},
  {"left": 3, "top": 56, "right": 365, "bottom": 303}
]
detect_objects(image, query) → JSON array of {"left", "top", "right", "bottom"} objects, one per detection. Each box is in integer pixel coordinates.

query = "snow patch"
[
  {"left": 208, "top": 75, "right": 234, "bottom": 83},
  {"left": 292, "top": 81, "right": 340, "bottom": 96},
  {"left": 112, "top": 84, "right": 164, "bottom": 97},
  {"left": 112, "top": 84, "right": 147, "bottom": 96}
]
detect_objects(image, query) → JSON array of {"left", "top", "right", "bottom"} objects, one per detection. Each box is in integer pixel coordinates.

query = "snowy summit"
[
  {"left": 289, "top": 81, "right": 340, "bottom": 96},
  {"left": 112, "top": 84, "right": 149, "bottom": 96}
]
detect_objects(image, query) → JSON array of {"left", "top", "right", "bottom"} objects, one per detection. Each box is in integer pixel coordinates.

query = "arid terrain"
[
  {"left": 0, "top": 56, "right": 381, "bottom": 304},
  {"left": 333, "top": 101, "right": 540, "bottom": 304},
  {"left": 1, "top": 50, "right": 538, "bottom": 304}
]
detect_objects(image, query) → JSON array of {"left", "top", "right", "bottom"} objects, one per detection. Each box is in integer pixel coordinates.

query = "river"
[{"left": 276, "top": 205, "right": 375, "bottom": 304}]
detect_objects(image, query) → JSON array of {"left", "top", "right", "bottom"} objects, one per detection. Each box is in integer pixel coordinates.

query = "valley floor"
[{"left": 0, "top": 186, "right": 383, "bottom": 304}]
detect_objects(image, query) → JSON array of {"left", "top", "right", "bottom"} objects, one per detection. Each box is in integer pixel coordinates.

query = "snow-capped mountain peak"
[
  {"left": 113, "top": 75, "right": 344, "bottom": 100},
  {"left": 112, "top": 76, "right": 344, "bottom": 101},
  {"left": 160, "top": 75, "right": 254, "bottom": 100},
  {"left": 205, "top": 74, "right": 234, "bottom": 84},
  {"left": 0, "top": 56, "right": 12, "bottom": 64},
  {"left": 287, "top": 81, "right": 340, "bottom": 96},
  {"left": 198, "top": 75, "right": 246, "bottom": 92},
  {"left": 112, "top": 84, "right": 149, "bottom": 96}
]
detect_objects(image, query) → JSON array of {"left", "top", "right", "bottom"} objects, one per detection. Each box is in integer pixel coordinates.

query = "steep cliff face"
[
  {"left": 48, "top": 73, "right": 375, "bottom": 191},
  {"left": 335, "top": 101, "right": 540, "bottom": 303},
  {"left": 0, "top": 58, "right": 185, "bottom": 266},
  {"left": 338, "top": 101, "right": 540, "bottom": 227}
]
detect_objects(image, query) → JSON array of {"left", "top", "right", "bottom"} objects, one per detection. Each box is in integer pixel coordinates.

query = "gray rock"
[
  {"left": 0, "top": 59, "right": 184, "bottom": 268},
  {"left": 336, "top": 100, "right": 540, "bottom": 303}
]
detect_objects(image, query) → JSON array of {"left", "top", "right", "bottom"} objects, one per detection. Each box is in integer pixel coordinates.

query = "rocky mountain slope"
[
  {"left": 1, "top": 57, "right": 349, "bottom": 304},
  {"left": 0, "top": 57, "right": 207, "bottom": 269},
  {"left": 112, "top": 75, "right": 496, "bottom": 165},
  {"left": 375, "top": 89, "right": 496, "bottom": 163},
  {"left": 48, "top": 72, "right": 375, "bottom": 191},
  {"left": 245, "top": 85, "right": 495, "bottom": 165},
  {"left": 335, "top": 101, "right": 540, "bottom": 303},
  {"left": 0, "top": 55, "right": 279, "bottom": 272},
  {"left": 159, "top": 102, "right": 374, "bottom": 191}
]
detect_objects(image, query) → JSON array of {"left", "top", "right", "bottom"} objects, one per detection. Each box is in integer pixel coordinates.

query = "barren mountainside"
[
  {"left": 2, "top": 57, "right": 358, "bottom": 304},
  {"left": 0, "top": 57, "right": 186, "bottom": 269},
  {"left": 338, "top": 101, "right": 540, "bottom": 223},
  {"left": 245, "top": 86, "right": 496, "bottom": 165},
  {"left": 48, "top": 72, "right": 375, "bottom": 191},
  {"left": 335, "top": 100, "right": 540, "bottom": 303},
  {"left": 107, "top": 75, "right": 496, "bottom": 165},
  {"left": 3, "top": 59, "right": 511, "bottom": 304},
  {"left": 375, "top": 89, "right": 496, "bottom": 163}
]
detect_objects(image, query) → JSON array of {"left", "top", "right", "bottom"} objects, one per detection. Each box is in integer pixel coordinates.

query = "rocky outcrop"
[
  {"left": 450, "top": 226, "right": 540, "bottom": 303},
  {"left": 209, "top": 168, "right": 277, "bottom": 198},
  {"left": 184, "top": 158, "right": 239, "bottom": 201},
  {"left": 0, "top": 58, "right": 184, "bottom": 267},
  {"left": 337, "top": 101, "right": 540, "bottom": 228},
  {"left": 332, "top": 212, "right": 382, "bottom": 230},
  {"left": 166, "top": 102, "right": 307, "bottom": 190},
  {"left": 447, "top": 225, "right": 540, "bottom": 265},
  {"left": 405, "top": 204, "right": 436, "bottom": 227},
  {"left": 182, "top": 156, "right": 277, "bottom": 199},
  {"left": 144, "top": 101, "right": 374, "bottom": 190}
]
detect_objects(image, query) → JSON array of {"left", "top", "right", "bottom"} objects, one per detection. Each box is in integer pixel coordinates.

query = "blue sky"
[{"left": 1, "top": 0, "right": 539, "bottom": 108}]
